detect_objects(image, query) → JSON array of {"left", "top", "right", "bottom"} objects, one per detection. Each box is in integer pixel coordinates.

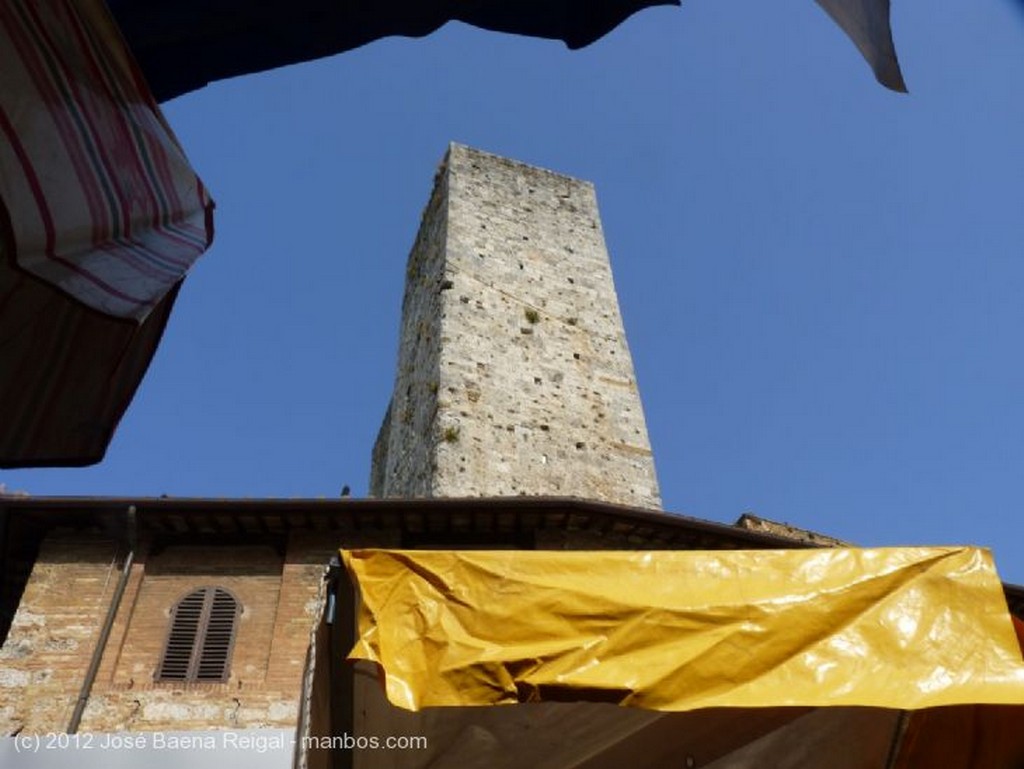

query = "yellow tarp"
[{"left": 342, "top": 547, "right": 1024, "bottom": 712}]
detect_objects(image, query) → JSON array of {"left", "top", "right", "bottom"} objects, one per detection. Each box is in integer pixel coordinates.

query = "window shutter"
[
  {"left": 196, "top": 588, "right": 237, "bottom": 680},
  {"left": 157, "top": 587, "right": 239, "bottom": 682}
]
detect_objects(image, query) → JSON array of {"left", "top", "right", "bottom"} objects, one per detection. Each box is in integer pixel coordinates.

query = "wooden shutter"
[{"left": 157, "top": 587, "right": 239, "bottom": 682}]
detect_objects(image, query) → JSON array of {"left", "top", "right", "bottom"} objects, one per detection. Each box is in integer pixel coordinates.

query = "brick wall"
[
  {"left": 0, "top": 528, "right": 337, "bottom": 735},
  {"left": 0, "top": 532, "right": 119, "bottom": 733}
]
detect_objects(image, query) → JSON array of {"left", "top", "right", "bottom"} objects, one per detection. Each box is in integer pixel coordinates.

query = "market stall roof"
[
  {"left": 336, "top": 546, "right": 1024, "bottom": 768},
  {"left": 344, "top": 547, "right": 1024, "bottom": 711},
  {"left": 0, "top": 0, "right": 211, "bottom": 467},
  {"left": 108, "top": 0, "right": 905, "bottom": 103}
]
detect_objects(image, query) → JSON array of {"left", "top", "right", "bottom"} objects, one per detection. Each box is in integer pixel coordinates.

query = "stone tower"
[{"left": 371, "top": 144, "right": 661, "bottom": 509}]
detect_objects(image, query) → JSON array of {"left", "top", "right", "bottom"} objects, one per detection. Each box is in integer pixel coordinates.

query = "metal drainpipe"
[{"left": 68, "top": 505, "right": 137, "bottom": 733}]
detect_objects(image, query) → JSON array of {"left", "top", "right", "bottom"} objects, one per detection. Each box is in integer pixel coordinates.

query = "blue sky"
[{"left": 4, "top": 1, "right": 1024, "bottom": 583}]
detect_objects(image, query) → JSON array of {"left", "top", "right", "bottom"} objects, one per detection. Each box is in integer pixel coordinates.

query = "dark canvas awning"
[
  {"left": 107, "top": 0, "right": 683, "bottom": 103},
  {"left": 108, "top": 0, "right": 905, "bottom": 103},
  {"left": 0, "top": 257, "right": 179, "bottom": 468}
]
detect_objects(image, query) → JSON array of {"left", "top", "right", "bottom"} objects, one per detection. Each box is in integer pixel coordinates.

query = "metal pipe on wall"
[{"left": 68, "top": 505, "right": 137, "bottom": 733}]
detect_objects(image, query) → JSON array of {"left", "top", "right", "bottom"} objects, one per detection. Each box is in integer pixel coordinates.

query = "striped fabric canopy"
[
  {"left": 0, "top": 0, "right": 211, "bottom": 466},
  {"left": 0, "top": 0, "right": 213, "bottom": 321}
]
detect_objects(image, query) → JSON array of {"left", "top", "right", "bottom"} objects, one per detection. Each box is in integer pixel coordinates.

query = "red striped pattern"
[{"left": 0, "top": 0, "right": 213, "bottom": 320}]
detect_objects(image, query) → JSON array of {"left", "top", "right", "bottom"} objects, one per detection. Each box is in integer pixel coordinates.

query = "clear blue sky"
[{"left": 4, "top": 1, "right": 1023, "bottom": 584}]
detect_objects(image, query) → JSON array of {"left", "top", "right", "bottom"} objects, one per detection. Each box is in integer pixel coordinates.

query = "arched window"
[{"left": 157, "top": 587, "right": 240, "bottom": 682}]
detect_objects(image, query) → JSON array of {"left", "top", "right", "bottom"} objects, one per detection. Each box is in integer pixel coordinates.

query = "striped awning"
[
  {"left": 0, "top": 0, "right": 211, "bottom": 466},
  {"left": 0, "top": 0, "right": 213, "bottom": 321}
]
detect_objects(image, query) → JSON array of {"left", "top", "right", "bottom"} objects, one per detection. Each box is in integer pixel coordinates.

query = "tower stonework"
[{"left": 371, "top": 144, "right": 661, "bottom": 509}]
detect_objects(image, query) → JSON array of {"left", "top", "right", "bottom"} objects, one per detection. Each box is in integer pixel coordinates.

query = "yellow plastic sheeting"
[{"left": 342, "top": 547, "right": 1024, "bottom": 712}]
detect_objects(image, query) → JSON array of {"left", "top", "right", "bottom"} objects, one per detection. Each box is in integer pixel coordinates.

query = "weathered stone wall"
[
  {"left": 370, "top": 164, "right": 448, "bottom": 498},
  {"left": 734, "top": 514, "right": 849, "bottom": 547},
  {"left": 372, "top": 144, "right": 661, "bottom": 509},
  {"left": 0, "top": 530, "right": 335, "bottom": 735},
  {"left": 0, "top": 533, "right": 119, "bottom": 733}
]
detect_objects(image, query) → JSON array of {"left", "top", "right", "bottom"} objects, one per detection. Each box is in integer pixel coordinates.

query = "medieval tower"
[{"left": 371, "top": 144, "right": 661, "bottom": 508}]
